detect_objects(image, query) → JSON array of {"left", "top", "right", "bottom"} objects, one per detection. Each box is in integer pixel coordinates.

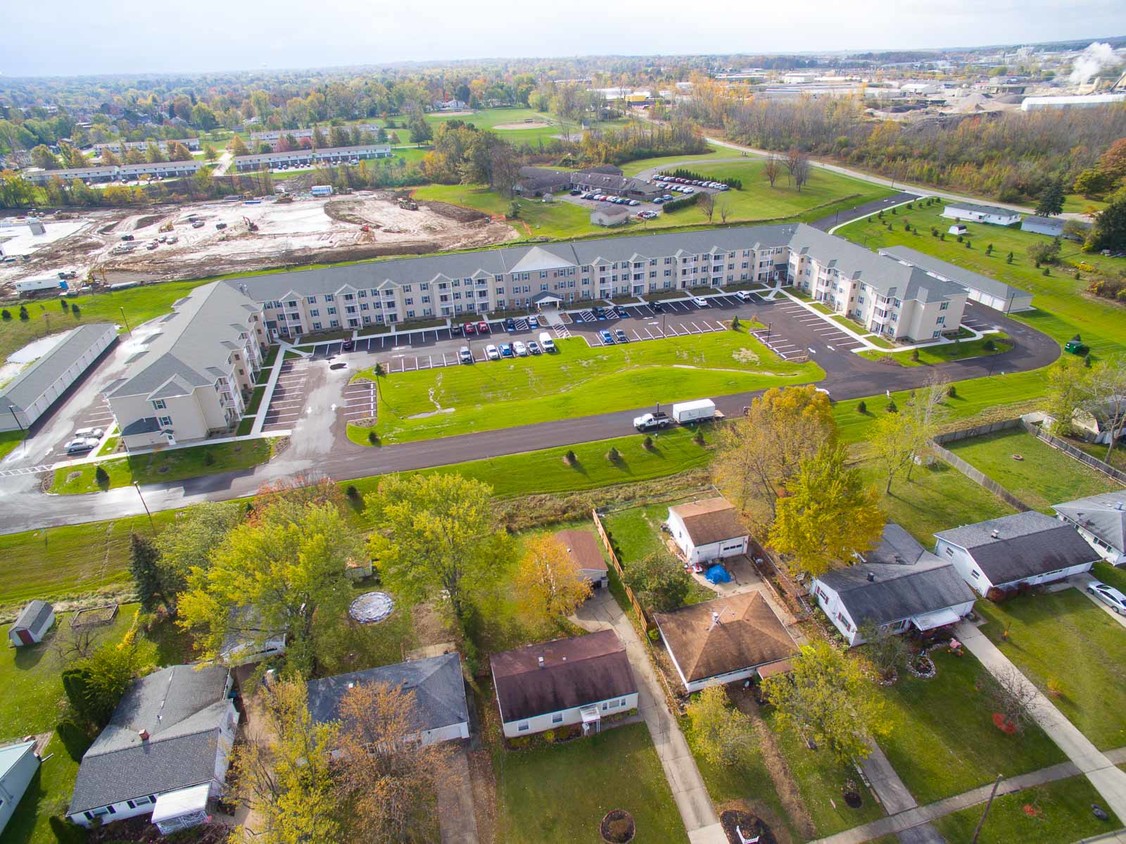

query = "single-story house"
[
  {"left": 572, "top": 170, "right": 661, "bottom": 201},
  {"left": 811, "top": 524, "right": 977, "bottom": 645},
  {"left": 934, "top": 511, "right": 1100, "bottom": 598},
  {"left": 68, "top": 664, "right": 237, "bottom": 833},
  {"left": 516, "top": 166, "right": 573, "bottom": 197},
  {"left": 555, "top": 528, "right": 609, "bottom": 589},
  {"left": 0, "top": 741, "right": 40, "bottom": 835},
  {"left": 654, "top": 592, "right": 797, "bottom": 692},
  {"left": 491, "top": 629, "right": 637, "bottom": 738},
  {"left": 667, "top": 497, "right": 749, "bottom": 565},
  {"left": 8, "top": 600, "right": 54, "bottom": 647},
  {"left": 1069, "top": 397, "right": 1126, "bottom": 446},
  {"left": 1020, "top": 215, "right": 1066, "bottom": 238},
  {"left": 1053, "top": 493, "right": 1126, "bottom": 565},
  {"left": 941, "top": 202, "right": 1021, "bottom": 227},
  {"left": 307, "top": 652, "right": 470, "bottom": 746},
  {"left": 591, "top": 207, "right": 631, "bottom": 227}
]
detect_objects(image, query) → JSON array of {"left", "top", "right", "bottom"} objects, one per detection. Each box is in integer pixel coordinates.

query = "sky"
[{"left": 3, "top": 0, "right": 1125, "bottom": 77}]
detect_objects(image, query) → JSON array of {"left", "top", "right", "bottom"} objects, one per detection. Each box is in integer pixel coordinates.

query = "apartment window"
[
  {"left": 327, "top": 307, "right": 337, "bottom": 315},
  {"left": 310, "top": 309, "right": 319, "bottom": 316},
  {"left": 944, "top": 546, "right": 954, "bottom": 557},
  {"left": 940, "top": 301, "right": 949, "bottom": 311},
  {"left": 324, "top": 294, "right": 335, "bottom": 301},
  {"left": 152, "top": 399, "right": 166, "bottom": 410},
  {"left": 157, "top": 416, "right": 173, "bottom": 427},
  {"left": 306, "top": 296, "right": 316, "bottom": 304},
  {"left": 971, "top": 570, "right": 981, "bottom": 579},
  {"left": 936, "top": 316, "right": 946, "bottom": 326}
]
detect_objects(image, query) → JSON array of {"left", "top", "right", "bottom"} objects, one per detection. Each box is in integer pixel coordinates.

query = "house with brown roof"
[
  {"left": 654, "top": 592, "right": 797, "bottom": 692},
  {"left": 667, "top": 497, "right": 749, "bottom": 565},
  {"left": 555, "top": 529, "right": 608, "bottom": 588},
  {"left": 490, "top": 630, "right": 638, "bottom": 738}
]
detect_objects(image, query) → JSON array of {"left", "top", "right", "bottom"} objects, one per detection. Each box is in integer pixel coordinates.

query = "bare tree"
[
  {"left": 792, "top": 153, "right": 812, "bottom": 192},
  {"left": 764, "top": 154, "right": 780, "bottom": 188},
  {"left": 1079, "top": 357, "right": 1126, "bottom": 463},
  {"left": 698, "top": 191, "right": 715, "bottom": 223},
  {"left": 718, "top": 197, "right": 730, "bottom": 224},
  {"left": 980, "top": 665, "right": 1041, "bottom": 733},
  {"left": 784, "top": 147, "right": 802, "bottom": 186}
]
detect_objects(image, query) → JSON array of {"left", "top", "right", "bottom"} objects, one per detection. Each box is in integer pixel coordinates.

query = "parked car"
[
  {"left": 341, "top": 340, "right": 354, "bottom": 351},
  {"left": 464, "top": 322, "right": 477, "bottom": 335},
  {"left": 633, "top": 412, "right": 670, "bottom": 432},
  {"left": 1064, "top": 339, "right": 1089, "bottom": 356},
  {"left": 65, "top": 437, "right": 99, "bottom": 455},
  {"left": 513, "top": 341, "right": 528, "bottom": 357},
  {"left": 692, "top": 296, "right": 709, "bottom": 307},
  {"left": 735, "top": 290, "right": 754, "bottom": 302},
  {"left": 504, "top": 318, "right": 517, "bottom": 331},
  {"left": 652, "top": 197, "right": 666, "bottom": 205},
  {"left": 191, "top": 220, "right": 206, "bottom": 228},
  {"left": 74, "top": 427, "right": 104, "bottom": 440},
  {"left": 615, "top": 329, "right": 628, "bottom": 343},
  {"left": 485, "top": 344, "right": 500, "bottom": 360},
  {"left": 458, "top": 346, "right": 473, "bottom": 364},
  {"left": 628, "top": 199, "right": 640, "bottom": 206},
  {"left": 528, "top": 341, "right": 542, "bottom": 355},
  {"left": 651, "top": 301, "right": 665, "bottom": 313},
  {"left": 599, "top": 329, "right": 614, "bottom": 344},
  {"left": 451, "top": 323, "right": 463, "bottom": 336},
  {"left": 569, "top": 189, "right": 582, "bottom": 196},
  {"left": 528, "top": 315, "right": 540, "bottom": 328},
  {"left": 592, "top": 307, "right": 607, "bottom": 320},
  {"left": 1088, "top": 581, "right": 1126, "bottom": 615},
  {"left": 615, "top": 306, "right": 630, "bottom": 318},
  {"left": 499, "top": 343, "right": 514, "bottom": 357},
  {"left": 215, "top": 222, "right": 228, "bottom": 230},
  {"left": 477, "top": 321, "right": 491, "bottom": 334}
]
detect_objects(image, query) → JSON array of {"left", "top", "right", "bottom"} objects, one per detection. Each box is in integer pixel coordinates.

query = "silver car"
[{"left": 1087, "top": 580, "right": 1126, "bottom": 615}]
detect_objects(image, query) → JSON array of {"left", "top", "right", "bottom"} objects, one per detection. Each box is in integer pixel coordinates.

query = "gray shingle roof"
[
  {"left": 1020, "top": 215, "right": 1066, "bottom": 235},
  {"left": 878, "top": 246, "right": 1030, "bottom": 306},
  {"left": 105, "top": 283, "right": 258, "bottom": 401},
  {"left": 0, "top": 323, "right": 115, "bottom": 412},
  {"left": 935, "top": 512, "right": 1099, "bottom": 585},
  {"left": 816, "top": 555, "right": 975, "bottom": 627},
  {"left": 68, "top": 665, "right": 231, "bottom": 816},
  {"left": 1053, "top": 493, "right": 1126, "bottom": 554},
  {"left": 864, "top": 523, "right": 929, "bottom": 566},
  {"left": 11, "top": 599, "right": 53, "bottom": 633},
  {"left": 944, "top": 202, "right": 1021, "bottom": 219},
  {"left": 307, "top": 653, "right": 468, "bottom": 735}
]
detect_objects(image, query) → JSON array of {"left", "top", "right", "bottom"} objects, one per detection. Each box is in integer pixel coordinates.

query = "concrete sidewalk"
[
  {"left": 957, "top": 621, "right": 1126, "bottom": 820},
  {"left": 572, "top": 591, "right": 726, "bottom": 844}
]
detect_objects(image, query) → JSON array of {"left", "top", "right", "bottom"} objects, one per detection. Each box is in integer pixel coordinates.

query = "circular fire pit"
[
  {"left": 349, "top": 591, "right": 394, "bottom": 624},
  {"left": 600, "top": 809, "right": 635, "bottom": 843}
]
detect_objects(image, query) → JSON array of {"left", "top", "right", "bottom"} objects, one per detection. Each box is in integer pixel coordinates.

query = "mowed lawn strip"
[
  {"left": 930, "top": 775, "right": 1121, "bottom": 844},
  {"left": 977, "top": 591, "right": 1126, "bottom": 750},
  {"left": 496, "top": 722, "right": 689, "bottom": 843},
  {"left": 359, "top": 333, "right": 822, "bottom": 444},
  {"left": 944, "top": 428, "right": 1122, "bottom": 512},
  {"left": 875, "top": 649, "right": 1065, "bottom": 805}
]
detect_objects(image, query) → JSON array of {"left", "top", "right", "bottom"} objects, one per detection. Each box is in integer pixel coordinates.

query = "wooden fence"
[
  {"left": 1021, "top": 419, "right": 1126, "bottom": 484},
  {"left": 591, "top": 509, "right": 653, "bottom": 633},
  {"left": 930, "top": 440, "right": 1033, "bottom": 513},
  {"left": 933, "top": 417, "right": 1023, "bottom": 445}
]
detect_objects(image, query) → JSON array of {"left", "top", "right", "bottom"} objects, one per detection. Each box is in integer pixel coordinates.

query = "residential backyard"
[
  {"left": 355, "top": 332, "right": 822, "bottom": 444},
  {"left": 977, "top": 590, "right": 1126, "bottom": 750},
  {"left": 495, "top": 722, "right": 689, "bottom": 843},
  {"left": 945, "top": 428, "right": 1122, "bottom": 512}
]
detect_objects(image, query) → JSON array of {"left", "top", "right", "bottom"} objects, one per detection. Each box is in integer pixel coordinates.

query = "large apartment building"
[
  {"left": 788, "top": 226, "right": 966, "bottom": 342},
  {"left": 105, "top": 284, "right": 267, "bottom": 450}
]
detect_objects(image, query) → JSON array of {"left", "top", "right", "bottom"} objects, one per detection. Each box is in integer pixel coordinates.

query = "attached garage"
[{"left": 877, "top": 247, "right": 1033, "bottom": 313}]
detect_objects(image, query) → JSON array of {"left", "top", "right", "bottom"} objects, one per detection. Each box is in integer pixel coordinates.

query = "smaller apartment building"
[
  {"left": 23, "top": 160, "right": 203, "bottom": 185},
  {"left": 232, "top": 144, "right": 391, "bottom": 172},
  {"left": 787, "top": 226, "right": 966, "bottom": 342},
  {"left": 105, "top": 283, "right": 266, "bottom": 449}
]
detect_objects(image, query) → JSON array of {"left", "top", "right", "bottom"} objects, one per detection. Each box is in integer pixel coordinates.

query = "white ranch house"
[
  {"left": 667, "top": 497, "right": 749, "bottom": 565},
  {"left": 941, "top": 202, "right": 1021, "bottom": 227}
]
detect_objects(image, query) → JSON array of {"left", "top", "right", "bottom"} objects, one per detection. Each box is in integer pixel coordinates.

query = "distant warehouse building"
[
  {"left": 878, "top": 246, "right": 1033, "bottom": 313},
  {"left": 0, "top": 323, "right": 117, "bottom": 432},
  {"left": 1021, "top": 93, "right": 1126, "bottom": 111}
]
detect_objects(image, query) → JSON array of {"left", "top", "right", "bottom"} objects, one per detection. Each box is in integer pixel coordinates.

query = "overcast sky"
[{"left": 3, "top": 0, "right": 1124, "bottom": 77}]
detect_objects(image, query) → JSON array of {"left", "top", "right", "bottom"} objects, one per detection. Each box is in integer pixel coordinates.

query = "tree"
[
  {"left": 1035, "top": 179, "right": 1065, "bottom": 217},
  {"left": 1098, "top": 137, "right": 1126, "bottom": 182},
  {"left": 1078, "top": 356, "right": 1126, "bottom": 462},
  {"left": 178, "top": 497, "right": 362, "bottom": 675},
  {"left": 712, "top": 385, "right": 836, "bottom": 527},
  {"left": 165, "top": 141, "right": 192, "bottom": 161},
  {"left": 229, "top": 679, "right": 342, "bottom": 844},
  {"left": 624, "top": 552, "right": 690, "bottom": 612},
  {"left": 686, "top": 686, "right": 754, "bottom": 767},
  {"left": 867, "top": 381, "right": 946, "bottom": 493},
  {"left": 334, "top": 681, "right": 454, "bottom": 842},
  {"left": 1086, "top": 188, "right": 1126, "bottom": 253},
  {"left": 408, "top": 113, "right": 433, "bottom": 145},
  {"left": 62, "top": 634, "right": 143, "bottom": 728},
  {"left": 30, "top": 144, "right": 58, "bottom": 170},
  {"left": 768, "top": 443, "right": 884, "bottom": 578},
  {"left": 980, "top": 665, "right": 1040, "bottom": 733},
  {"left": 203, "top": 144, "right": 218, "bottom": 161},
  {"left": 856, "top": 620, "right": 909, "bottom": 681},
  {"left": 762, "top": 640, "right": 889, "bottom": 767},
  {"left": 514, "top": 534, "right": 592, "bottom": 629},
  {"left": 786, "top": 148, "right": 811, "bottom": 191},
  {"left": 367, "top": 473, "right": 513, "bottom": 637},
  {"left": 1027, "top": 238, "right": 1061, "bottom": 265},
  {"left": 764, "top": 154, "right": 780, "bottom": 188},
  {"left": 130, "top": 531, "right": 172, "bottom": 613},
  {"left": 229, "top": 135, "right": 250, "bottom": 157},
  {"left": 1073, "top": 168, "right": 1113, "bottom": 199},
  {"left": 155, "top": 501, "right": 242, "bottom": 610}
]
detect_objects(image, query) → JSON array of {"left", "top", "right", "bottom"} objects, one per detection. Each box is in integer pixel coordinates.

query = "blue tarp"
[{"left": 705, "top": 564, "right": 731, "bottom": 584}]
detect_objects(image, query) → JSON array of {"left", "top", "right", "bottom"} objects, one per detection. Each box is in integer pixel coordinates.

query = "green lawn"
[
  {"left": 977, "top": 591, "right": 1126, "bottom": 750},
  {"left": 619, "top": 147, "right": 729, "bottom": 175},
  {"left": 601, "top": 502, "right": 673, "bottom": 565},
  {"left": 931, "top": 775, "right": 1120, "bottom": 844},
  {"left": 0, "top": 430, "right": 25, "bottom": 461},
  {"left": 859, "top": 460, "right": 1018, "bottom": 547},
  {"left": 1092, "top": 561, "right": 1126, "bottom": 594},
  {"left": 876, "top": 649, "right": 1066, "bottom": 805},
  {"left": 945, "top": 428, "right": 1122, "bottom": 512},
  {"left": 496, "top": 722, "right": 689, "bottom": 843},
  {"left": 50, "top": 438, "right": 276, "bottom": 494},
  {"left": 839, "top": 205, "right": 1126, "bottom": 358},
  {"left": 356, "top": 332, "right": 821, "bottom": 444},
  {"left": 858, "top": 334, "right": 1013, "bottom": 367}
]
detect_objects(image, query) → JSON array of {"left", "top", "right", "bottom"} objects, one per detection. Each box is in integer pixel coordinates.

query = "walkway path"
[
  {"left": 572, "top": 590, "right": 726, "bottom": 844},
  {"left": 437, "top": 746, "right": 480, "bottom": 844},
  {"left": 957, "top": 620, "right": 1126, "bottom": 820}
]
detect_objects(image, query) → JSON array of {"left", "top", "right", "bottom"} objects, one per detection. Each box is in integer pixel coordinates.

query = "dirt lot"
[{"left": 0, "top": 190, "right": 517, "bottom": 288}]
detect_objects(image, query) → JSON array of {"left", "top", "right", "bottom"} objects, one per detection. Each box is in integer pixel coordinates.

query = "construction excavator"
[{"left": 243, "top": 216, "right": 259, "bottom": 233}]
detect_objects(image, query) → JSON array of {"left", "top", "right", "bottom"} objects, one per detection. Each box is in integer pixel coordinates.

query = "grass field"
[
  {"left": 839, "top": 204, "right": 1126, "bottom": 359},
  {"left": 876, "top": 649, "right": 1065, "bottom": 805},
  {"left": 0, "top": 430, "right": 25, "bottom": 461},
  {"left": 600, "top": 502, "right": 714, "bottom": 604},
  {"left": 355, "top": 332, "right": 822, "bottom": 444},
  {"left": 49, "top": 438, "right": 275, "bottom": 495},
  {"left": 977, "top": 591, "right": 1126, "bottom": 750},
  {"left": 858, "top": 334, "right": 1012, "bottom": 367},
  {"left": 945, "top": 428, "right": 1122, "bottom": 512},
  {"left": 496, "top": 722, "right": 689, "bottom": 843},
  {"left": 931, "top": 775, "right": 1120, "bottom": 844}
]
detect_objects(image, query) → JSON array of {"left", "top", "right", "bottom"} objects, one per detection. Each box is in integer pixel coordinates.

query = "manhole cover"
[{"left": 349, "top": 591, "right": 394, "bottom": 624}]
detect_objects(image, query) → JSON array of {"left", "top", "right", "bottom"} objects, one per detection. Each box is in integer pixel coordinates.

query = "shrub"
[
  {"left": 0, "top": 309, "right": 9, "bottom": 320},
  {"left": 606, "top": 446, "right": 621, "bottom": 463},
  {"left": 71, "top": 304, "right": 81, "bottom": 316},
  {"left": 956, "top": 234, "right": 963, "bottom": 243},
  {"left": 18, "top": 305, "right": 29, "bottom": 321},
  {"left": 731, "top": 315, "right": 741, "bottom": 330},
  {"left": 94, "top": 465, "right": 110, "bottom": 486},
  {"left": 1006, "top": 252, "right": 1014, "bottom": 263},
  {"left": 947, "top": 385, "right": 957, "bottom": 398},
  {"left": 930, "top": 226, "right": 938, "bottom": 237},
  {"left": 60, "top": 299, "right": 69, "bottom": 310},
  {"left": 986, "top": 244, "right": 994, "bottom": 255},
  {"left": 887, "top": 399, "right": 898, "bottom": 413},
  {"left": 367, "top": 430, "right": 378, "bottom": 445},
  {"left": 203, "top": 451, "right": 216, "bottom": 466},
  {"left": 564, "top": 449, "right": 577, "bottom": 466},
  {"left": 542, "top": 729, "right": 556, "bottom": 743},
  {"left": 965, "top": 240, "right": 971, "bottom": 248},
  {"left": 939, "top": 232, "right": 946, "bottom": 240},
  {"left": 982, "top": 339, "right": 996, "bottom": 351},
  {"left": 1042, "top": 266, "right": 1050, "bottom": 275},
  {"left": 857, "top": 400, "right": 867, "bottom": 414},
  {"left": 642, "top": 435, "right": 654, "bottom": 451},
  {"left": 911, "top": 349, "right": 921, "bottom": 362},
  {"left": 693, "top": 431, "right": 706, "bottom": 446},
  {"left": 346, "top": 484, "right": 359, "bottom": 499}
]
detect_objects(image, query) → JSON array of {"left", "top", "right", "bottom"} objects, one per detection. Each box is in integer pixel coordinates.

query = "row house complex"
[
  {"left": 23, "top": 160, "right": 203, "bottom": 185},
  {"left": 232, "top": 144, "right": 392, "bottom": 172}
]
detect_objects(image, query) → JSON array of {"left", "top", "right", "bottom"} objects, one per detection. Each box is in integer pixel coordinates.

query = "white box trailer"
[
  {"left": 672, "top": 399, "right": 716, "bottom": 424},
  {"left": 15, "top": 276, "right": 65, "bottom": 295}
]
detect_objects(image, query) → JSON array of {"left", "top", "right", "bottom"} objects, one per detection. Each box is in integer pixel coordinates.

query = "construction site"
[{"left": 0, "top": 190, "right": 517, "bottom": 293}]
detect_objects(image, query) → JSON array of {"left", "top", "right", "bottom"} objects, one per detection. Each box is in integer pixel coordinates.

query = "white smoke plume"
[{"left": 1068, "top": 42, "right": 1124, "bottom": 85}]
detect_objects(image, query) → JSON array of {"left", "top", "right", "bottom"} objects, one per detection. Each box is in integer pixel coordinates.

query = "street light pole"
[
  {"left": 133, "top": 482, "right": 155, "bottom": 533},
  {"left": 8, "top": 406, "right": 23, "bottom": 431},
  {"left": 119, "top": 306, "right": 131, "bottom": 334}
]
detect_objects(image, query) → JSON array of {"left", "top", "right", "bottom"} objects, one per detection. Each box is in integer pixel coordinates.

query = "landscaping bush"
[
  {"left": 367, "top": 430, "right": 378, "bottom": 445},
  {"left": 947, "top": 385, "right": 957, "bottom": 398},
  {"left": 857, "top": 400, "right": 867, "bottom": 414},
  {"left": 887, "top": 399, "right": 898, "bottom": 413},
  {"left": 94, "top": 465, "right": 110, "bottom": 487},
  {"left": 0, "top": 309, "right": 9, "bottom": 320},
  {"left": 982, "top": 339, "right": 996, "bottom": 351},
  {"left": 563, "top": 449, "right": 577, "bottom": 466},
  {"left": 18, "top": 305, "right": 29, "bottom": 321},
  {"left": 661, "top": 192, "right": 702, "bottom": 213},
  {"left": 642, "top": 435, "right": 654, "bottom": 451},
  {"left": 71, "top": 304, "right": 81, "bottom": 316},
  {"left": 606, "top": 446, "right": 621, "bottom": 463},
  {"left": 911, "top": 349, "right": 921, "bottom": 362}
]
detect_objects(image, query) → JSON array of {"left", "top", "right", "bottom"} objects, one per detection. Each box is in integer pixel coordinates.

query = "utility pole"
[
  {"left": 971, "top": 774, "right": 1005, "bottom": 843},
  {"left": 133, "top": 482, "right": 155, "bottom": 533},
  {"left": 119, "top": 306, "right": 131, "bottom": 334}
]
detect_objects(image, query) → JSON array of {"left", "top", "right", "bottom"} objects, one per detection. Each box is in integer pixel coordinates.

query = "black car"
[
  {"left": 651, "top": 301, "right": 665, "bottom": 313},
  {"left": 504, "top": 318, "right": 517, "bottom": 332},
  {"left": 615, "top": 306, "right": 630, "bottom": 319},
  {"left": 341, "top": 340, "right": 354, "bottom": 351},
  {"left": 569, "top": 189, "right": 582, "bottom": 196}
]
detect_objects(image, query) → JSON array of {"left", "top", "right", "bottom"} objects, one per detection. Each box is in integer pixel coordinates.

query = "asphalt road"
[{"left": 0, "top": 293, "right": 1059, "bottom": 536}]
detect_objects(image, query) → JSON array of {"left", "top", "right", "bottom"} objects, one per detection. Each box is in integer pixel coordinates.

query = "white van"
[{"left": 539, "top": 332, "right": 557, "bottom": 352}]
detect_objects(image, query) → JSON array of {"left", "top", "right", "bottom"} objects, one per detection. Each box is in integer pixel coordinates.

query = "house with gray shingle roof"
[
  {"left": 1053, "top": 493, "right": 1126, "bottom": 565},
  {"left": 935, "top": 511, "right": 1099, "bottom": 597},
  {"left": 812, "top": 524, "right": 976, "bottom": 645},
  {"left": 941, "top": 202, "right": 1021, "bottom": 227},
  {"left": 68, "top": 664, "right": 236, "bottom": 832}
]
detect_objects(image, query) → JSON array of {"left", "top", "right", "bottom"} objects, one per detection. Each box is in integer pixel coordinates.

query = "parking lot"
[
  {"left": 339, "top": 378, "right": 378, "bottom": 426},
  {"left": 750, "top": 299, "right": 866, "bottom": 360},
  {"left": 261, "top": 357, "right": 311, "bottom": 433}
]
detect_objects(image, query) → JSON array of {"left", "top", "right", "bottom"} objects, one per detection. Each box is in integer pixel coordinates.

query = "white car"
[
  {"left": 513, "top": 341, "right": 528, "bottom": 357},
  {"left": 692, "top": 297, "right": 709, "bottom": 308},
  {"left": 485, "top": 344, "right": 500, "bottom": 361},
  {"left": 1087, "top": 581, "right": 1126, "bottom": 615},
  {"left": 64, "top": 437, "right": 99, "bottom": 455},
  {"left": 74, "top": 426, "right": 105, "bottom": 440},
  {"left": 458, "top": 346, "right": 473, "bottom": 364},
  {"left": 735, "top": 290, "right": 753, "bottom": 302}
]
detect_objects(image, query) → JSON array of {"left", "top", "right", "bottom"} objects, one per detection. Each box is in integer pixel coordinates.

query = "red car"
[
  {"left": 464, "top": 322, "right": 477, "bottom": 335},
  {"left": 477, "top": 321, "right": 491, "bottom": 334}
]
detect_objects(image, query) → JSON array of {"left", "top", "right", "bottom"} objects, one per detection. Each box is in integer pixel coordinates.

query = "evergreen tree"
[{"left": 1036, "top": 179, "right": 1065, "bottom": 217}]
